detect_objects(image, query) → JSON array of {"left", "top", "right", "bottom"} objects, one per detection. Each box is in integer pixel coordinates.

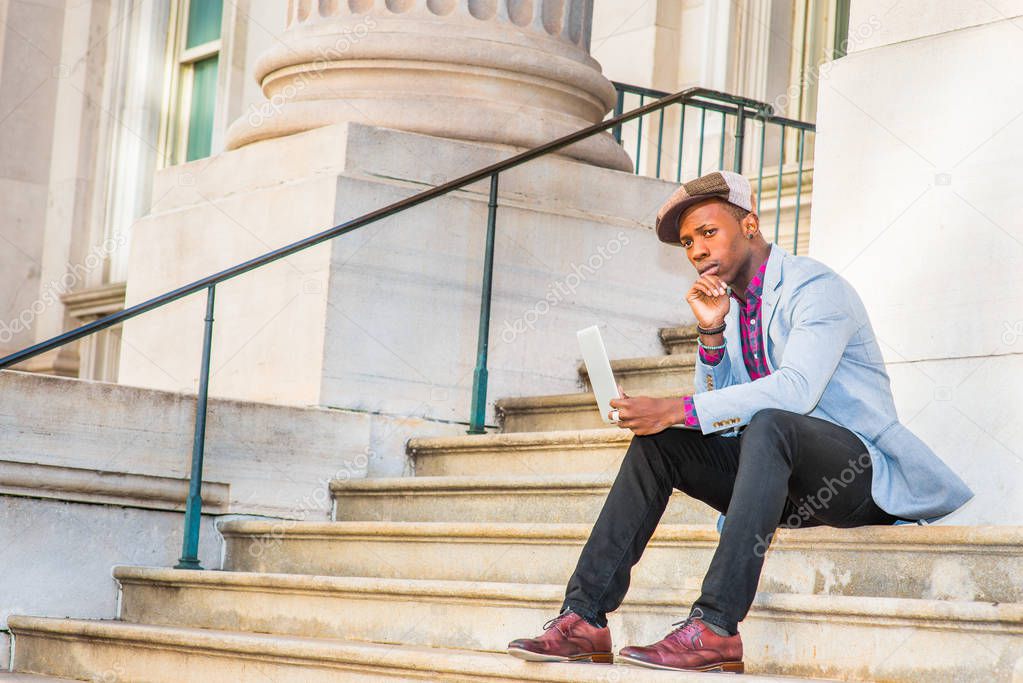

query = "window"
[
  {"left": 832, "top": 0, "right": 852, "bottom": 59},
  {"left": 160, "top": 0, "right": 224, "bottom": 165}
]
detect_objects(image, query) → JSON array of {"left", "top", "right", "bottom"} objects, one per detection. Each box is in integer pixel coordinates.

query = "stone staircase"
[{"left": 8, "top": 326, "right": 1023, "bottom": 681}]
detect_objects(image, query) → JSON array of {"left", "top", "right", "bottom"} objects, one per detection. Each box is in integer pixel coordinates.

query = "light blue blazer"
[{"left": 691, "top": 242, "right": 973, "bottom": 523}]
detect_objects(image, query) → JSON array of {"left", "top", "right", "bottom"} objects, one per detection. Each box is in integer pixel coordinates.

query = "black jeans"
[{"left": 561, "top": 408, "right": 907, "bottom": 634}]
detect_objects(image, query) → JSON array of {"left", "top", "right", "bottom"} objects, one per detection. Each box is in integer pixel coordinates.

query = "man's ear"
[{"left": 743, "top": 211, "right": 759, "bottom": 232}]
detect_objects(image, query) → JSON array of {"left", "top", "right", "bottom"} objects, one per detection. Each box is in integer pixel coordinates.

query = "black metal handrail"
[
  {"left": 0, "top": 86, "right": 813, "bottom": 569},
  {"left": 611, "top": 82, "right": 816, "bottom": 253}
]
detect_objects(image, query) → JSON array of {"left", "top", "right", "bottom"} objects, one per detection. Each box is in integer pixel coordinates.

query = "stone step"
[
  {"left": 218, "top": 520, "right": 1023, "bottom": 603},
  {"left": 103, "top": 566, "right": 1023, "bottom": 681},
  {"left": 658, "top": 324, "right": 700, "bottom": 355},
  {"left": 8, "top": 616, "right": 825, "bottom": 683},
  {"left": 495, "top": 389, "right": 684, "bottom": 433},
  {"left": 0, "top": 675, "right": 82, "bottom": 682},
  {"left": 409, "top": 427, "right": 634, "bottom": 476},
  {"left": 329, "top": 473, "right": 718, "bottom": 524},
  {"left": 578, "top": 354, "right": 695, "bottom": 394}
]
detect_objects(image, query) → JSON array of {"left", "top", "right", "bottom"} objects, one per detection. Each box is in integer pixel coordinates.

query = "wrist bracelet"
[
  {"left": 698, "top": 339, "right": 727, "bottom": 350},
  {"left": 696, "top": 321, "right": 726, "bottom": 335}
]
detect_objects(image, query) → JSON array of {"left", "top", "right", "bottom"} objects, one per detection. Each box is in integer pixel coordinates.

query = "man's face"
[{"left": 677, "top": 199, "right": 746, "bottom": 284}]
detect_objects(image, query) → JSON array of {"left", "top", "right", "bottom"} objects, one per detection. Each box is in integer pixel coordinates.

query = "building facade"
[
  {"left": 0, "top": 0, "right": 843, "bottom": 382},
  {"left": 2, "top": 1, "right": 1023, "bottom": 677}
]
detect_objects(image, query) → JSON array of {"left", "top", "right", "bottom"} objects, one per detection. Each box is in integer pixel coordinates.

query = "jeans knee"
[
  {"left": 746, "top": 407, "right": 798, "bottom": 432},
  {"left": 623, "top": 433, "right": 671, "bottom": 468},
  {"left": 625, "top": 433, "right": 658, "bottom": 458},
  {"left": 742, "top": 408, "right": 801, "bottom": 465}
]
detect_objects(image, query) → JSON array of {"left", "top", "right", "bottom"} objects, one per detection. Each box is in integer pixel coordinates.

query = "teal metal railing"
[
  {"left": 611, "top": 82, "right": 815, "bottom": 255},
  {"left": 0, "top": 86, "right": 815, "bottom": 569}
]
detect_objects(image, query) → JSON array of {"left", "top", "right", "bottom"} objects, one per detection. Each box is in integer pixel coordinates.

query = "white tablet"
[
  {"left": 577, "top": 325, "right": 621, "bottom": 424},
  {"left": 577, "top": 324, "right": 700, "bottom": 430}
]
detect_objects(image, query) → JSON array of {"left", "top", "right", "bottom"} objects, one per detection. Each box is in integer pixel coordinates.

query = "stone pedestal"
[
  {"left": 118, "top": 1, "right": 689, "bottom": 430},
  {"left": 116, "top": 121, "right": 688, "bottom": 428},
  {"left": 225, "top": 0, "right": 631, "bottom": 171},
  {"left": 809, "top": 3, "right": 1023, "bottom": 524}
]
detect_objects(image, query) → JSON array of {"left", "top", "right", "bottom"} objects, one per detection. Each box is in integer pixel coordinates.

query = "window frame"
[{"left": 157, "top": 0, "right": 224, "bottom": 167}]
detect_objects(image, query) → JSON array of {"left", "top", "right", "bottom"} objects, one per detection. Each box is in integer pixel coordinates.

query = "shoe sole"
[
  {"left": 618, "top": 653, "right": 744, "bottom": 673},
  {"left": 507, "top": 647, "right": 614, "bottom": 664}
]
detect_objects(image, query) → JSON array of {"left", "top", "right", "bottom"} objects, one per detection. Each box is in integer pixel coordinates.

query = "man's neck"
[{"left": 731, "top": 244, "right": 771, "bottom": 303}]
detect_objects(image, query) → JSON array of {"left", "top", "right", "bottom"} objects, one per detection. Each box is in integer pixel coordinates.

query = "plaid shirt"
[{"left": 682, "top": 255, "right": 770, "bottom": 427}]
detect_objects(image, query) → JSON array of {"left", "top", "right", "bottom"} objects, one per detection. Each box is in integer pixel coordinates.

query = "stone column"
[
  {"left": 224, "top": 0, "right": 631, "bottom": 170},
  {"left": 21, "top": 0, "right": 112, "bottom": 377}
]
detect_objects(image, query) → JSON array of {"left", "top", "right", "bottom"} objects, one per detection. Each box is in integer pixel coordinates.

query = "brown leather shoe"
[
  {"left": 618, "top": 610, "right": 743, "bottom": 673},
  {"left": 507, "top": 608, "right": 613, "bottom": 663}
]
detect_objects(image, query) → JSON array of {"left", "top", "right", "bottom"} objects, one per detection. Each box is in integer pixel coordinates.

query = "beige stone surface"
[
  {"left": 0, "top": 0, "right": 64, "bottom": 356},
  {"left": 496, "top": 390, "right": 625, "bottom": 432},
  {"left": 94, "top": 566, "right": 1023, "bottom": 680},
  {"left": 220, "top": 519, "right": 1023, "bottom": 603},
  {"left": 810, "top": 18, "right": 1023, "bottom": 525},
  {"left": 27, "top": 0, "right": 112, "bottom": 367},
  {"left": 330, "top": 472, "right": 717, "bottom": 525},
  {"left": 0, "top": 369, "right": 370, "bottom": 518},
  {"left": 0, "top": 460, "right": 228, "bottom": 512},
  {"left": 658, "top": 322, "right": 700, "bottom": 355},
  {"left": 408, "top": 426, "right": 633, "bottom": 476},
  {"left": 0, "top": 495, "right": 219, "bottom": 651},
  {"left": 8, "top": 615, "right": 830, "bottom": 682},
  {"left": 580, "top": 352, "right": 696, "bottom": 394},
  {"left": 848, "top": 0, "right": 1023, "bottom": 53}
]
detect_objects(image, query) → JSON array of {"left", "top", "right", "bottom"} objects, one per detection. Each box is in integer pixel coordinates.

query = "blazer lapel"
[{"left": 759, "top": 243, "right": 785, "bottom": 372}]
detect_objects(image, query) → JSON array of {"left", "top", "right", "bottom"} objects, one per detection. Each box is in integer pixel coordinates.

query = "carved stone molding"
[{"left": 226, "top": 0, "right": 631, "bottom": 169}]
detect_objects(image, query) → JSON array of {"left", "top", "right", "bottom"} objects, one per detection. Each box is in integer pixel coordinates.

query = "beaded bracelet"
[
  {"left": 696, "top": 321, "right": 726, "bottom": 335},
  {"left": 697, "top": 338, "right": 727, "bottom": 350}
]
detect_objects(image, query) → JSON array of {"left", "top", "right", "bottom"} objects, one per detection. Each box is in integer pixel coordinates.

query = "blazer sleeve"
[
  {"left": 691, "top": 275, "right": 864, "bottom": 435},
  {"left": 693, "top": 340, "right": 741, "bottom": 396}
]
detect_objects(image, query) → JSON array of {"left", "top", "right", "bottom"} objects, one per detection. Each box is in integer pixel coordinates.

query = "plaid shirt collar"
[{"left": 730, "top": 253, "right": 770, "bottom": 306}]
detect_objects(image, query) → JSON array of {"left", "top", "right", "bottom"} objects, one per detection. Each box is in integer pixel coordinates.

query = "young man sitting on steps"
[{"left": 506, "top": 170, "right": 974, "bottom": 673}]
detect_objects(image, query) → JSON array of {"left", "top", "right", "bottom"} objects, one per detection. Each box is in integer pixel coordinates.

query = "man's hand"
[
  {"left": 686, "top": 270, "right": 730, "bottom": 328},
  {"left": 608, "top": 384, "right": 686, "bottom": 436}
]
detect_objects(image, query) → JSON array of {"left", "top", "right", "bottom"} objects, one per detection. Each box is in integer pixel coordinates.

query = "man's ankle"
[
  {"left": 562, "top": 604, "right": 607, "bottom": 629},
  {"left": 688, "top": 606, "right": 736, "bottom": 636},
  {"left": 701, "top": 619, "right": 733, "bottom": 637}
]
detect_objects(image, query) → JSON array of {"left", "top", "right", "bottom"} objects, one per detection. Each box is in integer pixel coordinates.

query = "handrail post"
[
  {"left": 175, "top": 284, "right": 216, "bottom": 570},
  {"left": 612, "top": 88, "right": 625, "bottom": 143},
  {"left": 793, "top": 128, "right": 806, "bottom": 255},
  {"left": 733, "top": 106, "right": 746, "bottom": 173},
  {"left": 468, "top": 174, "right": 499, "bottom": 434}
]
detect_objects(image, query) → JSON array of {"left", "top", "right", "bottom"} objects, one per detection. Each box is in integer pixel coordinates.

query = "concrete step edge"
[
  {"left": 407, "top": 427, "right": 632, "bottom": 454},
  {"left": 217, "top": 519, "right": 717, "bottom": 540},
  {"left": 111, "top": 567, "right": 1023, "bottom": 627},
  {"left": 215, "top": 519, "right": 1023, "bottom": 549},
  {"left": 578, "top": 354, "right": 696, "bottom": 379},
  {"left": 658, "top": 324, "right": 700, "bottom": 343},
  {"left": 7, "top": 616, "right": 829, "bottom": 683},
  {"left": 495, "top": 388, "right": 683, "bottom": 413},
  {"left": 329, "top": 472, "right": 619, "bottom": 492}
]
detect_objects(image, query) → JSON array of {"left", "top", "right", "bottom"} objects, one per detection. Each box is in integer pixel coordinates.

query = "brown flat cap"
[{"left": 656, "top": 170, "right": 753, "bottom": 245}]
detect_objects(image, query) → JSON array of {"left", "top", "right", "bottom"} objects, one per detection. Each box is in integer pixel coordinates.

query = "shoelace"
[
  {"left": 667, "top": 607, "right": 706, "bottom": 649},
  {"left": 542, "top": 610, "right": 576, "bottom": 638}
]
